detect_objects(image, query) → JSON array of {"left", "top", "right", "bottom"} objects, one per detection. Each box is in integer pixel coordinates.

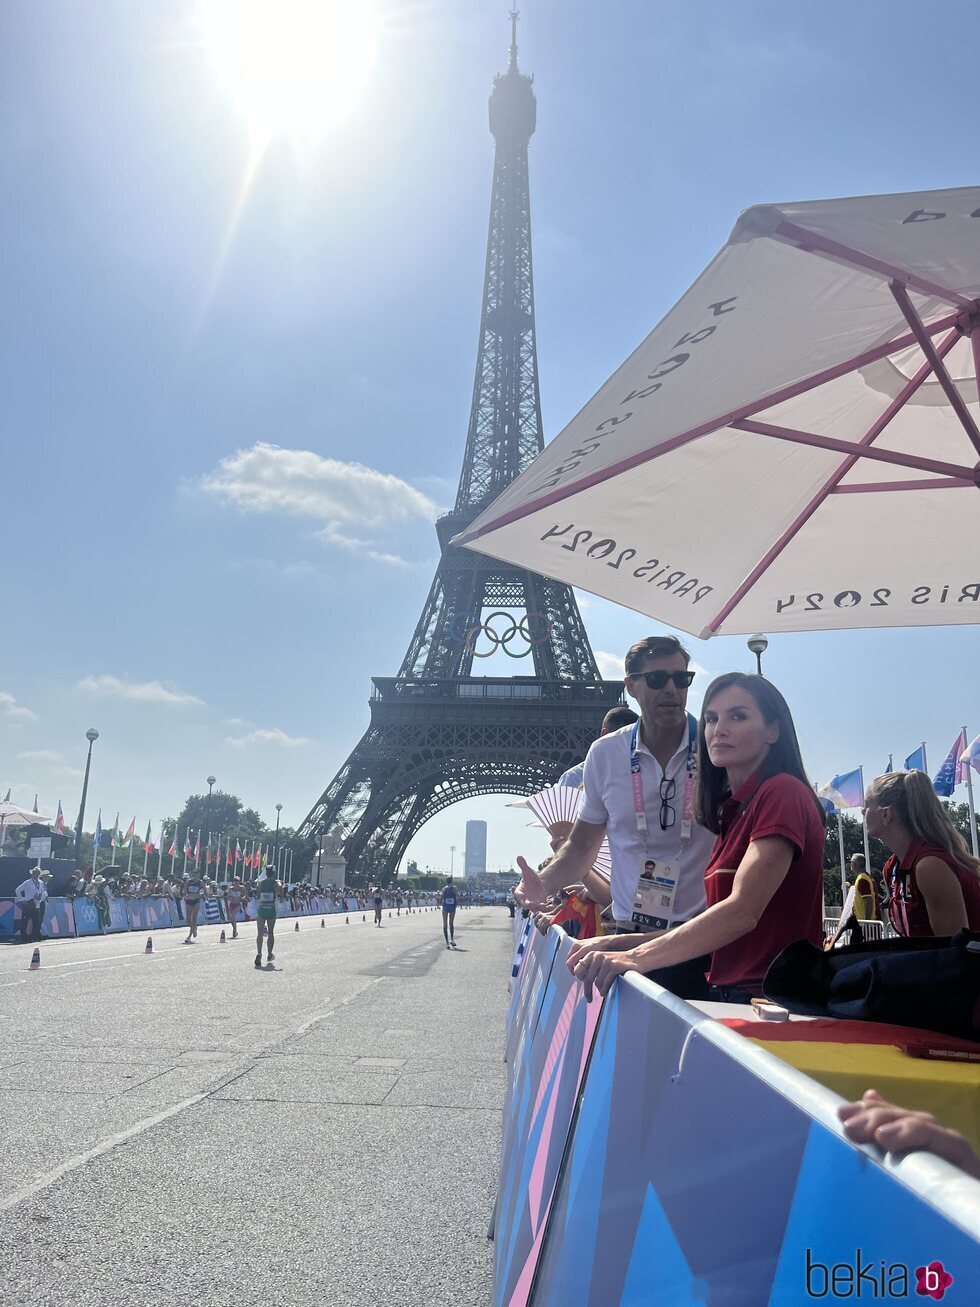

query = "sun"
[{"left": 200, "top": 0, "right": 377, "bottom": 146}]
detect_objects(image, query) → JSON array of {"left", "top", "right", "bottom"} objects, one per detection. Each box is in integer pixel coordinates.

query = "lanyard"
[{"left": 630, "top": 720, "right": 697, "bottom": 843}]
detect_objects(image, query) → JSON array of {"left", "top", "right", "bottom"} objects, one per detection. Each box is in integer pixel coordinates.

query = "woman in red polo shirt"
[
  {"left": 865, "top": 770, "right": 980, "bottom": 937},
  {"left": 568, "top": 673, "right": 826, "bottom": 1001}
]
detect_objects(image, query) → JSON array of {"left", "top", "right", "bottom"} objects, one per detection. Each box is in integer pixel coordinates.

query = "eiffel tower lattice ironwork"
[{"left": 300, "top": 18, "right": 623, "bottom": 881}]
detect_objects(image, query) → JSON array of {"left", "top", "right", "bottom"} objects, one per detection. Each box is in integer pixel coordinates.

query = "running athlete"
[
  {"left": 255, "top": 872, "right": 279, "bottom": 968},
  {"left": 183, "top": 873, "right": 204, "bottom": 944},
  {"left": 441, "top": 879, "right": 458, "bottom": 949},
  {"left": 373, "top": 886, "right": 384, "bottom": 927},
  {"left": 225, "top": 879, "right": 245, "bottom": 939}
]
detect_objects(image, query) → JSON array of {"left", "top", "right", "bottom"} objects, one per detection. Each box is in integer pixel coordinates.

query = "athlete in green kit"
[{"left": 255, "top": 872, "right": 279, "bottom": 969}]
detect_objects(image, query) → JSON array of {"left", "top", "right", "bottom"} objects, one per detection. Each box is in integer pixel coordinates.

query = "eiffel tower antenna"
[{"left": 300, "top": 18, "right": 623, "bottom": 882}]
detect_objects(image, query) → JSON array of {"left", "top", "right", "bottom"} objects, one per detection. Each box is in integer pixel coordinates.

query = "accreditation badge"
[{"left": 631, "top": 862, "right": 679, "bottom": 932}]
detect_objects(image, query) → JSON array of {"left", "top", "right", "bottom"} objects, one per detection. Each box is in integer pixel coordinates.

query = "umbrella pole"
[
  {"left": 836, "top": 809, "right": 847, "bottom": 907},
  {"left": 963, "top": 724, "right": 979, "bottom": 858},
  {"left": 859, "top": 765, "right": 872, "bottom": 874}
]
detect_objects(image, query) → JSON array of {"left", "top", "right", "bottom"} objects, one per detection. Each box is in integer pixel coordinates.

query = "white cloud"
[
  {"left": 595, "top": 650, "right": 625, "bottom": 680},
  {"left": 317, "top": 525, "right": 413, "bottom": 569},
  {"left": 76, "top": 675, "right": 204, "bottom": 708},
  {"left": 225, "top": 727, "right": 311, "bottom": 749},
  {"left": 199, "top": 442, "right": 436, "bottom": 531},
  {"left": 0, "top": 691, "right": 35, "bottom": 721},
  {"left": 14, "top": 750, "right": 84, "bottom": 783}
]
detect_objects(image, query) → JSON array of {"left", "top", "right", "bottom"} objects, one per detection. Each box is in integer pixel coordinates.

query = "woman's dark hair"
[{"left": 694, "top": 673, "right": 825, "bottom": 834}]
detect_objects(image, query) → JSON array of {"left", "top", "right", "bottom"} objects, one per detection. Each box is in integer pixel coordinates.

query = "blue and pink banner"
[{"left": 497, "top": 927, "right": 980, "bottom": 1304}]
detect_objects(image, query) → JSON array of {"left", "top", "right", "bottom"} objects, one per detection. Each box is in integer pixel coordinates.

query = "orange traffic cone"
[
  {"left": 28, "top": 947, "right": 40, "bottom": 971},
  {"left": 219, "top": 929, "right": 226, "bottom": 943},
  {"left": 294, "top": 920, "right": 300, "bottom": 931},
  {"left": 145, "top": 936, "right": 153, "bottom": 954}
]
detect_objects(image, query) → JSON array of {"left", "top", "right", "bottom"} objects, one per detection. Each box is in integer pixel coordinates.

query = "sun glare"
[{"left": 200, "top": 0, "right": 377, "bottom": 145}]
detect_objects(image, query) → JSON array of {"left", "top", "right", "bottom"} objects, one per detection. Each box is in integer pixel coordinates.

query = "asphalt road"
[{"left": 0, "top": 905, "right": 511, "bottom": 1307}]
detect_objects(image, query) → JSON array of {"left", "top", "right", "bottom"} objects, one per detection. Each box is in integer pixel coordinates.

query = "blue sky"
[{"left": 1, "top": 0, "right": 978, "bottom": 873}]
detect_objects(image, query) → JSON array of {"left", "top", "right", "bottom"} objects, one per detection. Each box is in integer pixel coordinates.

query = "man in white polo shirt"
[{"left": 516, "top": 635, "right": 715, "bottom": 999}]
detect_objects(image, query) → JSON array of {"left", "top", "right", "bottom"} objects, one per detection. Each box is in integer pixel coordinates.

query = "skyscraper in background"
[{"left": 464, "top": 820, "right": 487, "bottom": 879}]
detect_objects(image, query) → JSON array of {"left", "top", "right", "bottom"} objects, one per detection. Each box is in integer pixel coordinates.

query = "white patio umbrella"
[
  {"left": 456, "top": 185, "right": 980, "bottom": 638},
  {"left": 0, "top": 800, "right": 55, "bottom": 828}
]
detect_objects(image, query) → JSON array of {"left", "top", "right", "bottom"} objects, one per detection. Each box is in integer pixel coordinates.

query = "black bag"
[{"left": 763, "top": 929, "right": 980, "bottom": 1041}]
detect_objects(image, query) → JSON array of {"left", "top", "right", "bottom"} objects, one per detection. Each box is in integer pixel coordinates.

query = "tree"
[{"left": 170, "top": 791, "right": 263, "bottom": 847}]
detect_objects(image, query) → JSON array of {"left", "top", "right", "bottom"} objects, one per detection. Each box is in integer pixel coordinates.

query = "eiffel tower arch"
[{"left": 300, "top": 18, "right": 623, "bottom": 879}]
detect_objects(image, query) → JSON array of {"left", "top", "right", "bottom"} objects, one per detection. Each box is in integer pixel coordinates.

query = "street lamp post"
[
  {"left": 450, "top": 844, "right": 456, "bottom": 878},
  {"left": 73, "top": 728, "right": 99, "bottom": 868},
  {"left": 204, "top": 775, "right": 216, "bottom": 865},
  {"left": 316, "top": 824, "right": 324, "bottom": 888},
  {"left": 747, "top": 633, "right": 769, "bottom": 676},
  {"left": 273, "top": 803, "right": 283, "bottom": 877}
]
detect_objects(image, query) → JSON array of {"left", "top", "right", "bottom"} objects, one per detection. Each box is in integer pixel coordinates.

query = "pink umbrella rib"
[
  {"left": 772, "top": 219, "right": 976, "bottom": 310},
  {"left": 731, "top": 421, "right": 973, "bottom": 479},
  {"left": 454, "top": 310, "right": 962, "bottom": 545},
  {"left": 833, "top": 477, "right": 972, "bottom": 493},
  {"left": 704, "top": 328, "right": 967, "bottom": 634},
  {"left": 890, "top": 282, "right": 980, "bottom": 457}
]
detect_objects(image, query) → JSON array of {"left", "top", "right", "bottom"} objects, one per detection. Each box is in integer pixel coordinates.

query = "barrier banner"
[
  {"left": 202, "top": 898, "right": 223, "bottom": 924},
  {"left": 509, "top": 917, "right": 533, "bottom": 996},
  {"left": 494, "top": 931, "right": 604, "bottom": 1307},
  {"left": 0, "top": 899, "right": 15, "bottom": 938},
  {"left": 42, "top": 898, "right": 75, "bottom": 938},
  {"left": 107, "top": 895, "right": 130, "bottom": 932},
  {"left": 71, "top": 897, "right": 102, "bottom": 935},
  {"left": 146, "top": 897, "right": 177, "bottom": 929},
  {"left": 505, "top": 928, "right": 559, "bottom": 1071},
  {"left": 527, "top": 977, "right": 980, "bottom": 1306}
]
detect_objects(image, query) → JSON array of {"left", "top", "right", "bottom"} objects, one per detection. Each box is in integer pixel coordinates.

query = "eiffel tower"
[{"left": 300, "top": 16, "right": 623, "bottom": 880}]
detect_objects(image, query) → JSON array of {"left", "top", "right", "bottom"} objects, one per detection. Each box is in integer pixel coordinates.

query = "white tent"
[{"left": 456, "top": 186, "right": 980, "bottom": 638}]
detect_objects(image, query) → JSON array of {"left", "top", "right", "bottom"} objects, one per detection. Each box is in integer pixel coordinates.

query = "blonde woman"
[{"left": 863, "top": 771, "right": 980, "bottom": 937}]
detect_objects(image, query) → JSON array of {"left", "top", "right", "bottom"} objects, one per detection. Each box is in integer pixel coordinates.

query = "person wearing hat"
[
  {"left": 92, "top": 875, "right": 110, "bottom": 932},
  {"left": 15, "top": 866, "right": 51, "bottom": 943}
]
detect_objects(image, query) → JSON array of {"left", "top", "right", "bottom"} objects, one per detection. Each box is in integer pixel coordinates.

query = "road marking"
[{"left": 0, "top": 1091, "right": 210, "bottom": 1214}]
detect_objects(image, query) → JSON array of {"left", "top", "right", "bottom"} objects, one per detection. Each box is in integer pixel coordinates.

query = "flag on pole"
[
  {"left": 184, "top": 832, "right": 193, "bottom": 857},
  {"left": 226, "top": 845, "right": 232, "bottom": 867},
  {"left": 933, "top": 729, "right": 968, "bottom": 797},
  {"left": 193, "top": 832, "right": 201, "bottom": 861},
  {"left": 110, "top": 813, "right": 120, "bottom": 850},
  {"left": 884, "top": 755, "right": 894, "bottom": 774},
  {"left": 235, "top": 839, "right": 242, "bottom": 864},
  {"left": 960, "top": 735, "right": 980, "bottom": 777},
  {"left": 821, "top": 770, "right": 864, "bottom": 809},
  {"left": 33, "top": 794, "right": 38, "bottom": 813},
  {"left": 54, "top": 801, "right": 65, "bottom": 835},
  {"left": 2, "top": 788, "right": 10, "bottom": 802},
  {"left": 168, "top": 832, "right": 177, "bottom": 857},
  {"left": 94, "top": 810, "right": 103, "bottom": 850},
  {"left": 905, "top": 744, "right": 927, "bottom": 772},
  {"left": 144, "top": 821, "right": 154, "bottom": 852},
  {"left": 119, "top": 817, "right": 135, "bottom": 849}
]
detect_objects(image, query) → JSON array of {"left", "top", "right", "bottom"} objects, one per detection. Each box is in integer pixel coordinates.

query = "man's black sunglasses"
[{"left": 629, "top": 670, "right": 695, "bottom": 690}]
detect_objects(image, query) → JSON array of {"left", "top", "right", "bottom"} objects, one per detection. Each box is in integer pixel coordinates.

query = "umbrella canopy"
[
  {"left": 456, "top": 186, "right": 980, "bottom": 637},
  {"left": 0, "top": 801, "right": 56, "bottom": 828}
]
